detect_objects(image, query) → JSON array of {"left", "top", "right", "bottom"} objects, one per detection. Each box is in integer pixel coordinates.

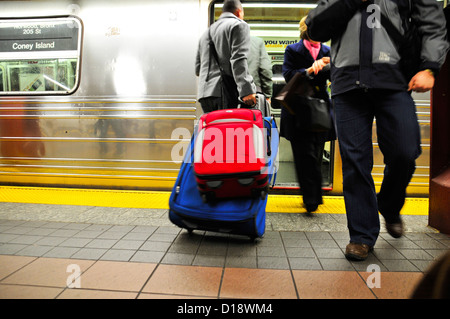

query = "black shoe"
[
  {"left": 385, "top": 220, "right": 404, "bottom": 238},
  {"left": 305, "top": 204, "right": 318, "bottom": 213}
]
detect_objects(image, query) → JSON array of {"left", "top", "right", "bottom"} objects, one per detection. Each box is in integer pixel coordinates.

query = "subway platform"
[{"left": 0, "top": 186, "right": 449, "bottom": 301}]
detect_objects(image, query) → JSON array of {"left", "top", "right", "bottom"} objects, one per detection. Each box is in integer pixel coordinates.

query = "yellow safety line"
[{"left": 0, "top": 186, "right": 429, "bottom": 215}]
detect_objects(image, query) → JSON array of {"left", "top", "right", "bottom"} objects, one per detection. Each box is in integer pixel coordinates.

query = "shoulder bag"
[{"left": 208, "top": 28, "right": 240, "bottom": 108}]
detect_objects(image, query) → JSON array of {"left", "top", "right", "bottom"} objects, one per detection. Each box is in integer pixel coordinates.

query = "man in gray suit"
[
  {"left": 195, "top": 0, "right": 256, "bottom": 113},
  {"left": 248, "top": 36, "right": 273, "bottom": 101}
]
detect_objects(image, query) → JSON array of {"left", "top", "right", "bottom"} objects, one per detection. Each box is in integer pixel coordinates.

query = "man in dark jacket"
[{"left": 306, "top": 0, "right": 449, "bottom": 261}]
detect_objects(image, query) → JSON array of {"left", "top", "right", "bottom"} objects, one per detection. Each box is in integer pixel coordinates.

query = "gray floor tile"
[
  {"left": 100, "top": 249, "right": 135, "bottom": 261},
  {"left": 225, "top": 256, "right": 257, "bottom": 268},
  {"left": 73, "top": 230, "right": 104, "bottom": 238},
  {"left": 140, "top": 241, "right": 171, "bottom": 252},
  {"left": 44, "top": 246, "right": 80, "bottom": 258},
  {"left": 9, "top": 235, "right": 43, "bottom": 245},
  {"left": 373, "top": 248, "right": 406, "bottom": 260},
  {"left": 309, "top": 239, "right": 339, "bottom": 248},
  {"left": 381, "top": 259, "right": 420, "bottom": 272},
  {"left": 314, "top": 248, "right": 346, "bottom": 259},
  {"left": 122, "top": 232, "right": 151, "bottom": 241},
  {"left": 161, "top": 252, "right": 195, "bottom": 265},
  {"left": 320, "top": 258, "right": 354, "bottom": 271},
  {"left": 130, "top": 226, "right": 157, "bottom": 234},
  {"left": 282, "top": 238, "right": 312, "bottom": 248},
  {"left": 257, "top": 256, "right": 289, "bottom": 269},
  {"left": 48, "top": 229, "right": 80, "bottom": 237},
  {"left": 86, "top": 239, "right": 118, "bottom": 249},
  {"left": 97, "top": 231, "right": 127, "bottom": 240},
  {"left": 35, "top": 236, "right": 67, "bottom": 246},
  {"left": 399, "top": 249, "right": 434, "bottom": 260},
  {"left": 0, "top": 243, "right": 28, "bottom": 254},
  {"left": 288, "top": 257, "right": 322, "bottom": 270},
  {"left": 112, "top": 240, "right": 145, "bottom": 250},
  {"left": 285, "top": 247, "right": 315, "bottom": 258},
  {"left": 257, "top": 246, "right": 286, "bottom": 257},
  {"left": 410, "top": 259, "right": 435, "bottom": 272},
  {"left": 59, "top": 237, "right": 92, "bottom": 248},
  {"left": 71, "top": 248, "right": 107, "bottom": 260},
  {"left": 130, "top": 250, "right": 165, "bottom": 263},
  {"left": 0, "top": 234, "right": 20, "bottom": 243},
  {"left": 26, "top": 228, "right": 56, "bottom": 236},
  {"left": 17, "top": 245, "right": 52, "bottom": 257},
  {"left": 305, "top": 231, "right": 333, "bottom": 240},
  {"left": 227, "top": 244, "right": 257, "bottom": 257},
  {"left": 193, "top": 255, "right": 226, "bottom": 267}
]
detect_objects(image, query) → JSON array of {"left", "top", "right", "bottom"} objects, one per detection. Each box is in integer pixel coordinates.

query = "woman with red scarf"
[{"left": 280, "top": 16, "right": 332, "bottom": 213}]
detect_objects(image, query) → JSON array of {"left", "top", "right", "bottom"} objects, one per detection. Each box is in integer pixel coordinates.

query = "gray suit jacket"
[
  {"left": 248, "top": 36, "right": 273, "bottom": 98},
  {"left": 195, "top": 12, "right": 255, "bottom": 101}
]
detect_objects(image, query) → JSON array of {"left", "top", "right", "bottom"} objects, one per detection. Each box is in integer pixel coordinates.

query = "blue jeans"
[{"left": 334, "top": 90, "right": 421, "bottom": 247}]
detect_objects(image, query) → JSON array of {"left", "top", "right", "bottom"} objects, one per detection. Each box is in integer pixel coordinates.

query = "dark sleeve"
[
  {"left": 305, "top": 0, "right": 361, "bottom": 42},
  {"left": 412, "top": 0, "right": 449, "bottom": 74},
  {"left": 282, "top": 46, "right": 306, "bottom": 83}
]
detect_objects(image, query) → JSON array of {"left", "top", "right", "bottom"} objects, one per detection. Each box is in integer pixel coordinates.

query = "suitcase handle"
[
  {"left": 264, "top": 118, "right": 272, "bottom": 157},
  {"left": 203, "top": 108, "right": 257, "bottom": 126}
]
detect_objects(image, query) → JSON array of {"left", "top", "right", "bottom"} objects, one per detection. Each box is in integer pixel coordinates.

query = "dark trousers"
[
  {"left": 334, "top": 89, "right": 421, "bottom": 247},
  {"left": 199, "top": 97, "right": 222, "bottom": 113},
  {"left": 290, "top": 133, "right": 326, "bottom": 208}
]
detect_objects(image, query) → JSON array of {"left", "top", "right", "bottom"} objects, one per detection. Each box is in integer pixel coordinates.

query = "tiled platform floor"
[{"left": 0, "top": 202, "right": 449, "bottom": 299}]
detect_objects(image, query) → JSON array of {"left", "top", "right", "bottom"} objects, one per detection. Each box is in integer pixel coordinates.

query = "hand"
[
  {"left": 408, "top": 70, "right": 435, "bottom": 93},
  {"left": 307, "top": 57, "right": 331, "bottom": 75},
  {"left": 242, "top": 93, "right": 257, "bottom": 106}
]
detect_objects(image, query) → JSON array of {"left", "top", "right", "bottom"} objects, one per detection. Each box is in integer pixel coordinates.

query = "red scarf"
[{"left": 304, "top": 39, "right": 321, "bottom": 60}]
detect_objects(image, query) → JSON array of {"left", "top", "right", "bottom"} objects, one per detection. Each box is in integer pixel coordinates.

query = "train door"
[{"left": 210, "top": 1, "right": 334, "bottom": 192}]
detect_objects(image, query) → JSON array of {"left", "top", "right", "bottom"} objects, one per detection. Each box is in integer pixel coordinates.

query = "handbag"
[
  {"left": 292, "top": 95, "right": 332, "bottom": 132},
  {"left": 275, "top": 72, "right": 332, "bottom": 132},
  {"left": 208, "top": 28, "right": 240, "bottom": 108}
]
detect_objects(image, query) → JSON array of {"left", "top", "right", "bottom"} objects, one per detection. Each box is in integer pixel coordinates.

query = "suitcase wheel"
[{"left": 201, "top": 192, "right": 215, "bottom": 203}]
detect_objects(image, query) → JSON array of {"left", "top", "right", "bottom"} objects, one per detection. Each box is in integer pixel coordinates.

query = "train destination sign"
[{"left": 0, "top": 17, "right": 82, "bottom": 58}]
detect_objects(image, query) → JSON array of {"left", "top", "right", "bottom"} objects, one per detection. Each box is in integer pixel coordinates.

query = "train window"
[
  {"left": 0, "top": 17, "right": 82, "bottom": 95},
  {"left": 212, "top": 2, "right": 315, "bottom": 53}
]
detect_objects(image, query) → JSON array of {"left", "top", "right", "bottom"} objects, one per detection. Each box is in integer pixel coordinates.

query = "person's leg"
[
  {"left": 290, "top": 134, "right": 324, "bottom": 212},
  {"left": 334, "top": 90, "right": 379, "bottom": 248},
  {"left": 374, "top": 90, "right": 421, "bottom": 234}
]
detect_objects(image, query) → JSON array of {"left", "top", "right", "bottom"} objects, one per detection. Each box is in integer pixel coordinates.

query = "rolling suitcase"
[
  {"left": 193, "top": 108, "right": 268, "bottom": 202},
  {"left": 169, "top": 117, "right": 278, "bottom": 239}
]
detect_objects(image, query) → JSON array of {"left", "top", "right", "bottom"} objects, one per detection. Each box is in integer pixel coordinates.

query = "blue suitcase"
[{"left": 169, "top": 116, "right": 278, "bottom": 239}]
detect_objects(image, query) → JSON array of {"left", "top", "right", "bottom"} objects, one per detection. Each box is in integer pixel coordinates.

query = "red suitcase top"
[{"left": 194, "top": 109, "right": 266, "bottom": 176}]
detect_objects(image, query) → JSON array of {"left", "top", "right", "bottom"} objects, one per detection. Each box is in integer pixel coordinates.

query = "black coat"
[{"left": 280, "top": 40, "right": 331, "bottom": 141}]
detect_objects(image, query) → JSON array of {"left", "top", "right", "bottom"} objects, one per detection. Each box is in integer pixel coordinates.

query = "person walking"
[
  {"left": 306, "top": 0, "right": 449, "bottom": 260},
  {"left": 195, "top": 0, "right": 256, "bottom": 113}
]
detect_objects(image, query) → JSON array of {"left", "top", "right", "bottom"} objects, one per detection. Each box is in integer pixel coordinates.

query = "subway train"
[{"left": 0, "top": 0, "right": 434, "bottom": 196}]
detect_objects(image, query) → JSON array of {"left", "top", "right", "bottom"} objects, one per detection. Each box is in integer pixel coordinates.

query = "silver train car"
[{"left": 0, "top": 0, "right": 432, "bottom": 196}]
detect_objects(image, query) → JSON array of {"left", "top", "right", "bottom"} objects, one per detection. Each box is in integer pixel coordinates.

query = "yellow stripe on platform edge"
[{"left": 0, "top": 186, "right": 428, "bottom": 215}]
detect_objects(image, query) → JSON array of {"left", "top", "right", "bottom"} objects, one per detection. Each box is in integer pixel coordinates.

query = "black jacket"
[{"left": 280, "top": 40, "right": 331, "bottom": 141}]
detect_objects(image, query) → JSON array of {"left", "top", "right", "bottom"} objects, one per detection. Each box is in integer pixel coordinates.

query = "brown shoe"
[
  {"left": 345, "top": 243, "right": 372, "bottom": 261},
  {"left": 385, "top": 220, "right": 404, "bottom": 238}
]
